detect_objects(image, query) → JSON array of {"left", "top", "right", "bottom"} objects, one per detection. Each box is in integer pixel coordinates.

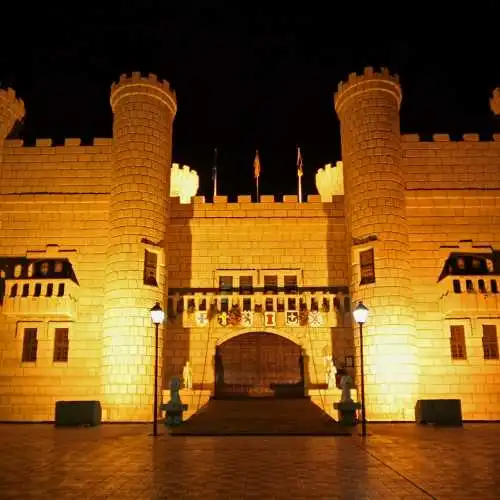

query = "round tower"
[
  {"left": 334, "top": 67, "right": 418, "bottom": 421},
  {"left": 103, "top": 72, "right": 177, "bottom": 421},
  {"left": 0, "top": 88, "right": 25, "bottom": 162}
]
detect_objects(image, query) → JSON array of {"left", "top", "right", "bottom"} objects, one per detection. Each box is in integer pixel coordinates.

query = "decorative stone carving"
[
  {"left": 163, "top": 376, "right": 187, "bottom": 427},
  {"left": 315, "top": 161, "right": 344, "bottom": 201},
  {"left": 170, "top": 163, "right": 199, "bottom": 203},
  {"left": 340, "top": 374, "right": 354, "bottom": 403}
]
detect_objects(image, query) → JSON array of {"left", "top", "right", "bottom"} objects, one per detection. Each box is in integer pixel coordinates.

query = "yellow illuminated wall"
[{"left": 0, "top": 72, "right": 499, "bottom": 422}]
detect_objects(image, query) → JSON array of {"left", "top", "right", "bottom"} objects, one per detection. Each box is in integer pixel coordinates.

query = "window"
[
  {"left": 284, "top": 275, "right": 298, "bottom": 294},
  {"left": 479, "top": 279, "right": 486, "bottom": 293},
  {"left": 219, "top": 276, "right": 233, "bottom": 294},
  {"left": 466, "top": 280, "right": 474, "bottom": 293},
  {"left": 53, "top": 328, "right": 69, "bottom": 362},
  {"left": 22, "top": 328, "right": 38, "bottom": 362},
  {"left": 143, "top": 250, "right": 158, "bottom": 287},
  {"left": 450, "top": 325, "right": 467, "bottom": 360},
  {"left": 54, "top": 261, "right": 64, "bottom": 273},
  {"left": 239, "top": 276, "right": 253, "bottom": 295},
  {"left": 453, "top": 280, "right": 461, "bottom": 293},
  {"left": 360, "top": 248, "right": 375, "bottom": 285},
  {"left": 264, "top": 275, "right": 278, "bottom": 294},
  {"left": 482, "top": 325, "right": 499, "bottom": 360},
  {"left": 492, "top": 280, "right": 498, "bottom": 294}
]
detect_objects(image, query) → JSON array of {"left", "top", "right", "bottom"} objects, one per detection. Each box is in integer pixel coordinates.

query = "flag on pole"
[
  {"left": 253, "top": 150, "right": 261, "bottom": 201},
  {"left": 212, "top": 148, "right": 218, "bottom": 198},
  {"left": 253, "top": 150, "right": 261, "bottom": 179},
  {"left": 297, "top": 146, "right": 304, "bottom": 177},
  {"left": 297, "top": 146, "right": 303, "bottom": 203}
]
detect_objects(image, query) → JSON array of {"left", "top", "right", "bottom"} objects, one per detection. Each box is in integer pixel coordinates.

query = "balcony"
[
  {"left": 439, "top": 275, "right": 500, "bottom": 315},
  {"left": 2, "top": 279, "right": 79, "bottom": 320},
  {"left": 167, "top": 291, "right": 351, "bottom": 329}
]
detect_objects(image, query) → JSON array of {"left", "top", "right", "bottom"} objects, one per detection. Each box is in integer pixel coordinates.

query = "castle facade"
[{"left": 1, "top": 68, "right": 499, "bottom": 422}]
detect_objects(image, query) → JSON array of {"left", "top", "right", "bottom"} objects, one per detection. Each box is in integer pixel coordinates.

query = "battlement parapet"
[
  {"left": 4, "top": 138, "right": 113, "bottom": 149},
  {"left": 334, "top": 66, "right": 402, "bottom": 114},
  {"left": 194, "top": 194, "right": 328, "bottom": 205},
  {"left": 110, "top": 71, "right": 177, "bottom": 114},
  {"left": 402, "top": 133, "right": 500, "bottom": 143},
  {"left": 170, "top": 194, "right": 345, "bottom": 220}
]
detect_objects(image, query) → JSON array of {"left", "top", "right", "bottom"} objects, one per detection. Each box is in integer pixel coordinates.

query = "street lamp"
[
  {"left": 353, "top": 301, "right": 369, "bottom": 437},
  {"left": 150, "top": 302, "right": 164, "bottom": 437}
]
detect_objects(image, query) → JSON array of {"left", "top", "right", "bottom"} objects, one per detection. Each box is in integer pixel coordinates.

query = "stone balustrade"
[
  {"left": 439, "top": 275, "right": 500, "bottom": 314},
  {"left": 167, "top": 291, "right": 351, "bottom": 328},
  {"left": 1, "top": 278, "right": 79, "bottom": 319}
]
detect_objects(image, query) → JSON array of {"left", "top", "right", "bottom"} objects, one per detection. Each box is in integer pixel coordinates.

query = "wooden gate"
[{"left": 214, "top": 332, "right": 304, "bottom": 398}]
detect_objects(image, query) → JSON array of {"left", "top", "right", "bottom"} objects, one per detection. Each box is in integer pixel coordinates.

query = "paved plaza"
[{"left": 0, "top": 423, "right": 498, "bottom": 499}]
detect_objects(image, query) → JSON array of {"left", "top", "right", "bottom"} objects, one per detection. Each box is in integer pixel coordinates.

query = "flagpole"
[
  {"left": 298, "top": 174, "right": 302, "bottom": 203},
  {"left": 256, "top": 176, "right": 260, "bottom": 201},
  {"left": 212, "top": 148, "right": 218, "bottom": 198}
]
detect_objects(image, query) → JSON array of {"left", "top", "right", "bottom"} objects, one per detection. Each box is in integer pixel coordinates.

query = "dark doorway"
[{"left": 214, "top": 332, "right": 304, "bottom": 398}]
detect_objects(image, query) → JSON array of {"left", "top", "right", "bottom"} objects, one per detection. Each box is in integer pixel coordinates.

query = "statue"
[
  {"left": 163, "top": 376, "right": 187, "bottom": 427},
  {"left": 182, "top": 361, "right": 193, "bottom": 389},
  {"left": 339, "top": 374, "right": 354, "bottom": 403},
  {"left": 324, "top": 355, "right": 332, "bottom": 385},
  {"left": 327, "top": 359, "right": 337, "bottom": 389}
]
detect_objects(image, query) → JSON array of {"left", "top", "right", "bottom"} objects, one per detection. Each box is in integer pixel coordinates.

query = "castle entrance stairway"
[{"left": 169, "top": 398, "right": 350, "bottom": 436}]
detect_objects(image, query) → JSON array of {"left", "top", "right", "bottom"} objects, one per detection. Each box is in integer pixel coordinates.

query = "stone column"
[
  {"left": 102, "top": 72, "right": 177, "bottom": 421},
  {"left": 334, "top": 67, "right": 418, "bottom": 421}
]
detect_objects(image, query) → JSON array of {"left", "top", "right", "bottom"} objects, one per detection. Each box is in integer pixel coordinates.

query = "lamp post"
[
  {"left": 353, "top": 301, "right": 369, "bottom": 437},
  {"left": 150, "top": 302, "right": 164, "bottom": 437}
]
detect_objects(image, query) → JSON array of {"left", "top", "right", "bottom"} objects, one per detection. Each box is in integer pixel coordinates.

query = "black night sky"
[{"left": 0, "top": 3, "right": 498, "bottom": 200}]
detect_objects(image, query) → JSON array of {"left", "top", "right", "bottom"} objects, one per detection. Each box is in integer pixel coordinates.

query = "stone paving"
[{"left": 0, "top": 423, "right": 498, "bottom": 499}]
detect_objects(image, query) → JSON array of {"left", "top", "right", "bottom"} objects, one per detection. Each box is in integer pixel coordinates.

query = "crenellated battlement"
[
  {"left": 402, "top": 133, "right": 500, "bottom": 143},
  {"left": 193, "top": 194, "right": 329, "bottom": 204},
  {"left": 110, "top": 71, "right": 177, "bottom": 114},
  {"left": 4, "top": 137, "right": 113, "bottom": 149},
  {"left": 334, "top": 66, "right": 402, "bottom": 113},
  {"left": 170, "top": 194, "right": 344, "bottom": 217}
]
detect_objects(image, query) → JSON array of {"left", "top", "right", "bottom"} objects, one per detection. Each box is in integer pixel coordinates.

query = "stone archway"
[{"left": 214, "top": 331, "right": 305, "bottom": 398}]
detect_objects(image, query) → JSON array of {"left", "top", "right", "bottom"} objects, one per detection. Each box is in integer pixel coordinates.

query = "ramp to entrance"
[{"left": 169, "top": 398, "right": 351, "bottom": 436}]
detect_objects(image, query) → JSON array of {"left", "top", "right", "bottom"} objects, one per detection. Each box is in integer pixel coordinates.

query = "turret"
[
  {"left": 0, "top": 88, "right": 25, "bottom": 162},
  {"left": 102, "top": 72, "right": 177, "bottom": 421},
  {"left": 334, "top": 67, "right": 418, "bottom": 421}
]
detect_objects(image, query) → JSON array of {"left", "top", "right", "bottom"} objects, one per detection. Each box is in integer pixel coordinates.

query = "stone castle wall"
[
  {"left": 1, "top": 70, "right": 500, "bottom": 422},
  {"left": 0, "top": 193, "right": 107, "bottom": 421}
]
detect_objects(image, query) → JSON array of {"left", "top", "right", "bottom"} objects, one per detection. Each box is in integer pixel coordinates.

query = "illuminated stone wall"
[
  {"left": 0, "top": 72, "right": 500, "bottom": 422},
  {"left": 0, "top": 197, "right": 108, "bottom": 421}
]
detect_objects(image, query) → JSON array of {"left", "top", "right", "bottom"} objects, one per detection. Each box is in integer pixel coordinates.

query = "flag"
[
  {"left": 297, "top": 146, "right": 303, "bottom": 177},
  {"left": 253, "top": 150, "right": 261, "bottom": 179}
]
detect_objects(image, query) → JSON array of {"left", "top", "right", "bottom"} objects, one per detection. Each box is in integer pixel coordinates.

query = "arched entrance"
[{"left": 214, "top": 332, "right": 305, "bottom": 398}]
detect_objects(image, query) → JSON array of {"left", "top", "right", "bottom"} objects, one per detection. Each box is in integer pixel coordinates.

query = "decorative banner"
[
  {"left": 308, "top": 311, "right": 323, "bottom": 327},
  {"left": 196, "top": 311, "right": 208, "bottom": 327},
  {"left": 218, "top": 312, "right": 228, "bottom": 327},
  {"left": 264, "top": 311, "right": 276, "bottom": 327},
  {"left": 286, "top": 310, "right": 299, "bottom": 326},
  {"left": 242, "top": 310, "right": 253, "bottom": 327}
]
